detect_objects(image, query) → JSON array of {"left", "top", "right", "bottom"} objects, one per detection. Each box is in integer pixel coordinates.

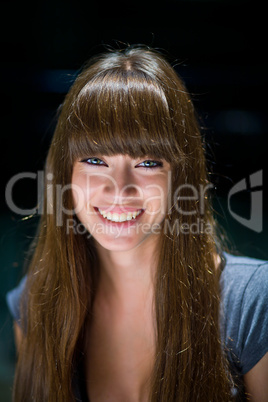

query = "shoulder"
[
  {"left": 220, "top": 252, "right": 268, "bottom": 375},
  {"left": 220, "top": 251, "right": 268, "bottom": 281},
  {"left": 220, "top": 252, "right": 268, "bottom": 313}
]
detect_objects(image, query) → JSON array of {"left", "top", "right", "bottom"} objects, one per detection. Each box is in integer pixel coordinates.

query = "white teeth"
[
  {"left": 127, "top": 212, "right": 133, "bottom": 221},
  {"left": 98, "top": 209, "right": 142, "bottom": 222},
  {"left": 119, "top": 213, "right": 127, "bottom": 222}
]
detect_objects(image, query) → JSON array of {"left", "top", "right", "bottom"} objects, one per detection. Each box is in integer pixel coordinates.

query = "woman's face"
[{"left": 71, "top": 154, "right": 171, "bottom": 252}]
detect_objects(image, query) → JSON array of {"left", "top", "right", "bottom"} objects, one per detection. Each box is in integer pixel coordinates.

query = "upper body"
[
  {"left": 7, "top": 251, "right": 268, "bottom": 401},
  {"left": 6, "top": 46, "right": 268, "bottom": 401}
]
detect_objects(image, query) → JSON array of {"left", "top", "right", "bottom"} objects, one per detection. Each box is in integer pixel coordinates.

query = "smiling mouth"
[{"left": 97, "top": 208, "right": 143, "bottom": 223}]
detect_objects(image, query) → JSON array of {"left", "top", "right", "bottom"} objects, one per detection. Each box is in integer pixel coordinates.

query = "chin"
[{"left": 93, "top": 235, "right": 145, "bottom": 253}]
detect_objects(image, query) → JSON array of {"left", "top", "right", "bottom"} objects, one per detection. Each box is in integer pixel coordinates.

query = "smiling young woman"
[
  {"left": 6, "top": 45, "right": 268, "bottom": 401},
  {"left": 72, "top": 154, "right": 171, "bottom": 253}
]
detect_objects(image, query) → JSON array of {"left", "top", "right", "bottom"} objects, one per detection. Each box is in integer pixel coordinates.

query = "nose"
[{"left": 103, "top": 166, "right": 140, "bottom": 200}]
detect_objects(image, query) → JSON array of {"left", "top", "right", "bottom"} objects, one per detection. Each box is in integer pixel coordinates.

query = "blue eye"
[
  {"left": 82, "top": 157, "right": 107, "bottom": 166},
  {"left": 137, "top": 160, "right": 163, "bottom": 168}
]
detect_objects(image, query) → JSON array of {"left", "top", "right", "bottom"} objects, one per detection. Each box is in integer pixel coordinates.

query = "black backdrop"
[
  {"left": 0, "top": 1, "right": 267, "bottom": 397},
  {"left": 2, "top": 0, "right": 267, "bottom": 254}
]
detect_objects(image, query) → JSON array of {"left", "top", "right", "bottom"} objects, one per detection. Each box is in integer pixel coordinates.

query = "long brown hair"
[{"left": 14, "top": 45, "right": 232, "bottom": 401}]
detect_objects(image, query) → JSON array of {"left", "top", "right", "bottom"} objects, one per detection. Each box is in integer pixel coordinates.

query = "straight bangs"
[{"left": 65, "top": 68, "right": 187, "bottom": 165}]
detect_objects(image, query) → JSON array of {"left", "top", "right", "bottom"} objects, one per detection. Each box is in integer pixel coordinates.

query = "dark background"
[{"left": 0, "top": 0, "right": 267, "bottom": 399}]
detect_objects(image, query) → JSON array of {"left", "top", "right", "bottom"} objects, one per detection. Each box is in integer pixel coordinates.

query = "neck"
[{"left": 94, "top": 239, "right": 158, "bottom": 310}]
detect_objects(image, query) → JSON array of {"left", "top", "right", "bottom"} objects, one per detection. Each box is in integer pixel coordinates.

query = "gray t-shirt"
[
  {"left": 6, "top": 252, "right": 268, "bottom": 400},
  {"left": 220, "top": 252, "right": 268, "bottom": 399}
]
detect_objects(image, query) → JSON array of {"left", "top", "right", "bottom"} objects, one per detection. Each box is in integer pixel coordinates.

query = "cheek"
[
  {"left": 142, "top": 180, "right": 169, "bottom": 216},
  {"left": 72, "top": 174, "right": 111, "bottom": 222},
  {"left": 71, "top": 173, "right": 96, "bottom": 216}
]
